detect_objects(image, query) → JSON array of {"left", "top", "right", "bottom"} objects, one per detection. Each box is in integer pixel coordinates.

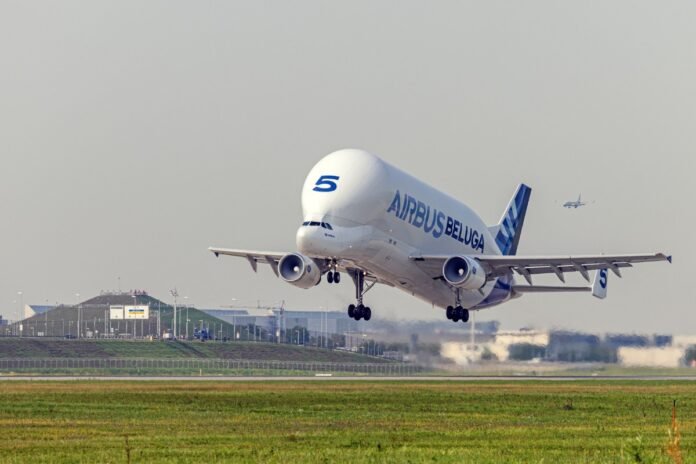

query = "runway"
[{"left": 3, "top": 375, "right": 696, "bottom": 381}]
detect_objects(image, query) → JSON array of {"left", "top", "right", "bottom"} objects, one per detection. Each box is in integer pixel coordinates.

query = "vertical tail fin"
[{"left": 490, "top": 184, "right": 532, "bottom": 256}]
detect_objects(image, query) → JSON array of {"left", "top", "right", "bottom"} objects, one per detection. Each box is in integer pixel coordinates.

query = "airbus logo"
[{"left": 387, "top": 190, "right": 485, "bottom": 253}]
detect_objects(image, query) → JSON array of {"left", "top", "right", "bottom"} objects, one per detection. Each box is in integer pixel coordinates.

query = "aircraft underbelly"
[{"left": 359, "top": 238, "right": 496, "bottom": 310}]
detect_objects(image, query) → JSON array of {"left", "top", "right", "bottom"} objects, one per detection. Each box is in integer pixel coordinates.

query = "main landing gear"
[
  {"left": 347, "top": 269, "right": 375, "bottom": 321},
  {"left": 348, "top": 303, "right": 371, "bottom": 321},
  {"left": 446, "top": 305, "right": 469, "bottom": 323},
  {"left": 446, "top": 289, "right": 469, "bottom": 323}
]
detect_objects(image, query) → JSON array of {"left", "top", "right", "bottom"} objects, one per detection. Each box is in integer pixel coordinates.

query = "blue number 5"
[{"left": 313, "top": 175, "right": 340, "bottom": 192}]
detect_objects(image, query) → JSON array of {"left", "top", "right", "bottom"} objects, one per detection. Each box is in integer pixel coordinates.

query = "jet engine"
[
  {"left": 278, "top": 253, "right": 322, "bottom": 289},
  {"left": 442, "top": 256, "right": 486, "bottom": 290}
]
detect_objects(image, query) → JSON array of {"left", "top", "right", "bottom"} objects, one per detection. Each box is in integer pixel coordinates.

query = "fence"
[
  {"left": 1, "top": 317, "right": 388, "bottom": 355},
  {"left": 0, "top": 358, "right": 423, "bottom": 375}
]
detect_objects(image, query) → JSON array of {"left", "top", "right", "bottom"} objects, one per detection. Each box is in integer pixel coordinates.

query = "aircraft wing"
[
  {"left": 410, "top": 252, "right": 671, "bottom": 284},
  {"left": 209, "top": 247, "right": 286, "bottom": 276},
  {"left": 208, "top": 247, "right": 391, "bottom": 285}
]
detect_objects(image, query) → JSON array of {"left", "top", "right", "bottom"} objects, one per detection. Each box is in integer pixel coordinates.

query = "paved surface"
[{"left": 3, "top": 375, "right": 696, "bottom": 381}]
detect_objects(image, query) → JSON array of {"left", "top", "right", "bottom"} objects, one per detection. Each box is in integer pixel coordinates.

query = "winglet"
[
  {"left": 667, "top": 255, "right": 673, "bottom": 264},
  {"left": 591, "top": 269, "right": 608, "bottom": 299}
]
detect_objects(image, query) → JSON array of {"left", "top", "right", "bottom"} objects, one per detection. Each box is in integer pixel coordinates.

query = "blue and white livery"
[{"left": 210, "top": 149, "right": 670, "bottom": 323}]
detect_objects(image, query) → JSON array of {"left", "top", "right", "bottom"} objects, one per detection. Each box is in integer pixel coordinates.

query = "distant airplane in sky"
[
  {"left": 563, "top": 194, "right": 586, "bottom": 209},
  {"left": 210, "top": 149, "right": 670, "bottom": 324}
]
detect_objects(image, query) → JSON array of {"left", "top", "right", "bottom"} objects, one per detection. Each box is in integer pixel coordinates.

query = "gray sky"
[{"left": 1, "top": 1, "right": 693, "bottom": 333}]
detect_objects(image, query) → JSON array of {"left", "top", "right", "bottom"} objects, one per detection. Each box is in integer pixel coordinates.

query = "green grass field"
[
  {"left": 0, "top": 338, "right": 388, "bottom": 363},
  {"left": 0, "top": 381, "right": 694, "bottom": 463}
]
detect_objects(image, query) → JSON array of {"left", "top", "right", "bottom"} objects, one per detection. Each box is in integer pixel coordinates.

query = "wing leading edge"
[
  {"left": 208, "top": 247, "right": 285, "bottom": 276},
  {"left": 208, "top": 247, "right": 390, "bottom": 286},
  {"left": 411, "top": 252, "right": 671, "bottom": 284}
]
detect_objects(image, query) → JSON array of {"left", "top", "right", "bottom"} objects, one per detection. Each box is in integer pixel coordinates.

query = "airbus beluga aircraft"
[{"left": 210, "top": 149, "right": 670, "bottom": 323}]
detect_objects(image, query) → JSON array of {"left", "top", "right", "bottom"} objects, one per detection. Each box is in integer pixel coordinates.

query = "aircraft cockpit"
[{"left": 301, "top": 221, "right": 333, "bottom": 230}]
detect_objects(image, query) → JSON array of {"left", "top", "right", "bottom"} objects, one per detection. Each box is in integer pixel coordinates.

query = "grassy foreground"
[{"left": 0, "top": 381, "right": 694, "bottom": 463}]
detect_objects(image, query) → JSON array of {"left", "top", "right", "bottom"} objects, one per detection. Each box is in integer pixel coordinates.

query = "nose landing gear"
[
  {"left": 326, "top": 259, "right": 341, "bottom": 284},
  {"left": 327, "top": 270, "right": 341, "bottom": 284}
]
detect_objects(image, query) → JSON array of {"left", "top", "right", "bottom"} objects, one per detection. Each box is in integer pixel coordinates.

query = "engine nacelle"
[
  {"left": 442, "top": 256, "right": 486, "bottom": 290},
  {"left": 278, "top": 253, "right": 322, "bottom": 289}
]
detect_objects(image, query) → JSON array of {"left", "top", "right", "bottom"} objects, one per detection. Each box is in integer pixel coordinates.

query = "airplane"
[
  {"left": 210, "top": 149, "right": 671, "bottom": 323},
  {"left": 563, "top": 194, "right": 586, "bottom": 209}
]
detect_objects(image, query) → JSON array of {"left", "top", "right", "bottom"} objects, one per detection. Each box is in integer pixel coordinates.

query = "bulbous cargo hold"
[
  {"left": 278, "top": 253, "right": 323, "bottom": 289},
  {"left": 300, "top": 149, "right": 394, "bottom": 229},
  {"left": 298, "top": 148, "right": 493, "bottom": 259}
]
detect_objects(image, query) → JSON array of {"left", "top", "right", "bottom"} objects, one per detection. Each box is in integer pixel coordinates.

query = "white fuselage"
[{"left": 296, "top": 149, "right": 513, "bottom": 310}]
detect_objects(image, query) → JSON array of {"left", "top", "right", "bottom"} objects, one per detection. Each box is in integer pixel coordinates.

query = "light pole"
[
  {"left": 184, "top": 296, "right": 189, "bottom": 340},
  {"left": 75, "top": 293, "right": 80, "bottom": 339},
  {"left": 170, "top": 289, "right": 178, "bottom": 339},
  {"left": 132, "top": 295, "right": 137, "bottom": 338},
  {"left": 17, "top": 292, "right": 23, "bottom": 337}
]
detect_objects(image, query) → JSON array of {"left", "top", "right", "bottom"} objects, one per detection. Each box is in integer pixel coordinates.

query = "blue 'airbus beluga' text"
[{"left": 386, "top": 190, "right": 485, "bottom": 253}]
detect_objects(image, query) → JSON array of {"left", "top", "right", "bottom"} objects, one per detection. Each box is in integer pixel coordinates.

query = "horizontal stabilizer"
[{"left": 512, "top": 285, "right": 590, "bottom": 294}]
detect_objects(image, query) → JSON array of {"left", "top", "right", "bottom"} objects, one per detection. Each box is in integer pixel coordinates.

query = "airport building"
[
  {"left": 441, "top": 329, "right": 690, "bottom": 367},
  {"left": 5, "top": 291, "right": 360, "bottom": 347},
  {"left": 24, "top": 305, "right": 55, "bottom": 319}
]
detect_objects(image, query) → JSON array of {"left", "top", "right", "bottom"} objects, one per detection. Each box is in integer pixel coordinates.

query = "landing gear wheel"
[
  {"left": 450, "top": 305, "right": 469, "bottom": 323},
  {"left": 334, "top": 272, "right": 340, "bottom": 283},
  {"left": 354, "top": 304, "right": 365, "bottom": 320},
  {"left": 327, "top": 271, "right": 334, "bottom": 284},
  {"left": 349, "top": 269, "right": 373, "bottom": 322},
  {"left": 347, "top": 304, "right": 356, "bottom": 318}
]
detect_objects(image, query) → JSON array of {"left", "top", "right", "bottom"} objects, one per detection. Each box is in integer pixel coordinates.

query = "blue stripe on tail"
[{"left": 494, "top": 184, "right": 532, "bottom": 256}]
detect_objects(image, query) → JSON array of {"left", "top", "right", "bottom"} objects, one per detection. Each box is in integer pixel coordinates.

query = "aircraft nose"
[
  {"left": 296, "top": 226, "right": 309, "bottom": 252},
  {"left": 296, "top": 225, "right": 322, "bottom": 255},
  {"left": 296, "top": 222, "right": 339, "bottom": 256}
]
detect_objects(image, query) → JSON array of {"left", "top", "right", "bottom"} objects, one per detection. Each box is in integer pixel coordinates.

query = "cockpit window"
[{"left": 302, "top": 221, "right": 333, "bottom": 229}]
